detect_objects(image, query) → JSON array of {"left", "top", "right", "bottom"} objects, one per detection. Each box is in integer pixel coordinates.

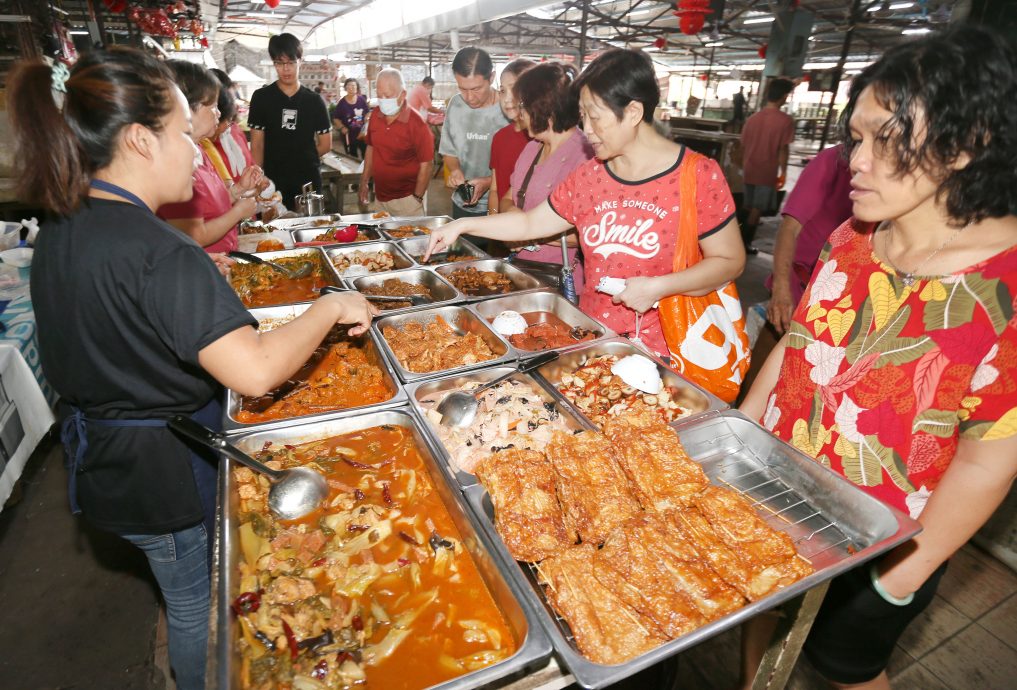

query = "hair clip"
[{"left": 51, "top": 61, "right": 70, "bottom": 94}]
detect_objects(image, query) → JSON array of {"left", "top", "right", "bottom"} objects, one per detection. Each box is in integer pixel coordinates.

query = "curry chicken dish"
[{"left": 232, "top": 424, "right": 518, "bottom": 689}]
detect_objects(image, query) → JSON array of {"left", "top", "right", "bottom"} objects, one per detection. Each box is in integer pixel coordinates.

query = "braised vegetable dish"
[
  {"left": 230, "top": 255, "right": 333, "bottom": 308},
  {"left": 382, "top": 316, "right": 497, "bottom": 373},
  {"left": 236, "top": 329, "right": 393, "bottom": 423},
  {"left": 232, "top": 424, "right": 517, "bottom": 689},
  {"left": 444, "top": 268, "right": 513, "bottom": 296}
]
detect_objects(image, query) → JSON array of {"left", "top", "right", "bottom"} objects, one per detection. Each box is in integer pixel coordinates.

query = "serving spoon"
[
  {"left": 319, "top": 284, "right": 432, "bottom": 306},
  {"left": 168, "top": 416, "right": 328, "bottom": 520},
  {"left": 228, "top": 250, "right": 315, "bottom": 279},
  {"left": 436, "top": 351, "right": 559, "bottom": 428}
]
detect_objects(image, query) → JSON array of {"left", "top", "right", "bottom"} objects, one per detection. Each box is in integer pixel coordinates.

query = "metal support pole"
[
  {"left": 818, "top": 0, "right": 862, "bottom": 150},
  {"left": 703, "top": 44, "right": 716, "bottom": 115},
  {"left": 750, "top": 582, "right": 830, "bottom": 690},
  {"left": 579, "top": 0, "right": 589, "bottom": 68}
]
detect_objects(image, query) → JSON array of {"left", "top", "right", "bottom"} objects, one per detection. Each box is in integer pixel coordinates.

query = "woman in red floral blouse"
[{"left": 740, "top": 26, "right": 1017, "bottom": 689}]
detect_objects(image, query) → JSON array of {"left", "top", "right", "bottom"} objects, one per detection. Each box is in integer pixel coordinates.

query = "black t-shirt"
[
  {"left": 248, "top": 82, "right": 330, "bottom": 199},
  {"left": 33, "top": 199, "right": 256, "bottom": 534}
]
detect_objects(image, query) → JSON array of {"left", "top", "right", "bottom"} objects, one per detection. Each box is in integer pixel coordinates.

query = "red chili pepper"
[
  {"left": 397, "top": 557, "right": 411, "bottom": 567},
  {"left": 353, "top": 488, "right": 366, "bottom": 501},
  {"left": 281, "top": 619, "right": 298, "bottom": 662},
  {"left": 352, "top": 615, "right": 363, "bottom": 632},
  {"left": 382, "top": 483, "right": 394, "bottom": 506},
  {"left": 311, "top": 659, "right": 329, "bottom": 680},
  {"left": 347, "top": 524, "right": 369, "bottom": 533},
  {"left": 261, "top": 441, "right": 273, "bottom": 450},
  {"left": 230, "top": 591, "right": 261, "bottom": 616},
  {"left": 398, "top": 531, "right": 419, "bottom": 546},
  {"left": 343, "top": 458, "right": 372, "bottom": 470},
  {"left": 337, "top": 651, "right": 352, "bottom": 665},
  {"left": 284, "top": 444, "right": 296, "bottom": 450},
  {"left": 311, "top": 557, "right": 327, "bottom": 567}
]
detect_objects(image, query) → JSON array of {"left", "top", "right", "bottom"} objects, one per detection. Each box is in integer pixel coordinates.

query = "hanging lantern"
[
  {"left": 653, "top": 36, "right": 667, "bottom": 50},
  {"left": 102, "top": 0, "right": 128, "bottom": 13},
  {"left": 802, "top": 73, "right": 811, "bottom": 83},
  {"left": 264, "top": 0, "right": 281, "bottom": 8},
  {"left": 699, "top": 73, "right": 709, "bottom": 81},
  {"left": 673, "top": 0, "right": 712, "bottom": 36},
  {"left": 758, "top": 43, "right": 768, "bottom": 59}
]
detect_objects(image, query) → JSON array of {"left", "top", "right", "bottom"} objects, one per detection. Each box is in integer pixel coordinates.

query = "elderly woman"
[
  {"left": 739, "top": 25, "right": 1017, "bottom": 690},
  {"left": 427, "top": 48, "right": 743, "bottom": 359}
]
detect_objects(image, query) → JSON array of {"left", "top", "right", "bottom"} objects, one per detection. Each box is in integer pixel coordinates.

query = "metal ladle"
[
  {"left": 168, "top": 416, "right": 328, "bottom": 520},
  {"left": 228, "top": 250, "right": 315, "bottom": 279},
  {"left": 436, "top": 350, "right": 559, "bottom": 428},
  {"left": 319, "top": 284, "right": 432, "bottom": 306}
]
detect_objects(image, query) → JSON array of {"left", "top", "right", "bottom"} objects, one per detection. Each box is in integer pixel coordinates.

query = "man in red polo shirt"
[{"left": 359, "top": 69, "right": 435, "bottom": 216}]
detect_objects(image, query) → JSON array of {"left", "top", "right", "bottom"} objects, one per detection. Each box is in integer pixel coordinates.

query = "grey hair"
[{"left": 376, "top": 68, "right": 405, "bottom": 92}]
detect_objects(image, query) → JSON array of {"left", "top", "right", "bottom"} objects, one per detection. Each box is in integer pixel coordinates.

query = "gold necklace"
[{"left": 883, "top": 222, "right": 966, "bottom": 287}]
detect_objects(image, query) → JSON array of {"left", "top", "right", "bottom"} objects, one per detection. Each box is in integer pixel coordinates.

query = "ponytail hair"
[{"left": 7, "top": 48, "right": 176, "bottom": 216}]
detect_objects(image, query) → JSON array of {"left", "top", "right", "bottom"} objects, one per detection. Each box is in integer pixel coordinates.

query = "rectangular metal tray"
[
  {"left": 373, "top": 305, "right": 517, "bottom": 383},
  {"left": 347, "top": 267, "right": 462, "bottom": 316},
  {"left": 291, "top": 225, "right": 384, "bottom": 246},
  {"left": 470, "top": 292, "right": 616, "bottom": 355},
  {"left": 463, "top": 410, "right": 923, "bottom": 688},
  {"left": 263, "top": 215, "right": 341, "bottom": 231},
  {"left": 236, "top": 230, "right": 294, "bottom": 253},
  {"left": 434, "top": 259, "right": 548, "bottom": 301},
  {"left": 228, "top": 247, "right": 342, "bottom": 308},
  {"left": 324, "top": 240, "right": 416, "bottom": 278},
  {"left": 209, "top": 409, "right": 553, "bottom": 690},
  {"left": 222, "top": 303, "right": 407, "bottom": 434},
  {"left": 532, "top": 337, "right": 727, "bottom": 431},
  {"left": 404, "top": 366, "right": 596, "bottom": 488},
  {"left": 398, "top": 235, "right": 489, "bottom": 266},
  {"left": 379, "top": 215, "right": 454, "bottom": 240}
]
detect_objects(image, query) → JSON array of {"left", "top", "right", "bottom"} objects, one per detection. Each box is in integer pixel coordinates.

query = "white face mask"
[{"left": 378, "top": 97, "right": 401, "bottom": 116}]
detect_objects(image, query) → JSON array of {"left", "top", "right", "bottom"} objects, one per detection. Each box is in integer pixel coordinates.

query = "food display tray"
[
  {"left": 462, "top": 410, "right": 923, "bottom": 689},
  {"left": 470, "top": 292, "right": 617, "bottom": 356},
  {"left": 434, "top": 259, "right": 548, "bottom": 301},
  {"left": 262, "top": 215, "right": 343, "bottom": 231},
  {"left": 373, "top": 305, "right": 517, "bottom": 383},
  {"left": 378, "top": 215, "right": 454, "bottom": 240},
  {"left": 404, "top": 366, "right": 596, "bottom": 488},
  {"left": 346, "top": 267, "right": 462, "bottom": 317},
  {"left": 531, "top": 337, "right": 728, "bottom": 431},
  {"left": 229, "top": 247, "right": 344, "bottom": 307},
  {"left": 209, "top": 409, "right": 553, "bottom": 690},
  {"left": 398, "top": 236, "right": 489, "bottom": 267},
  {"left": 221, "top": 303, "right": 407, "bottom": 434},
  {"left": 324, "top": 240, "right": 416, "bottom": 278},
  {"left": 236, "top": 230, "right": 294, "bottom": 254},
  {"left": 290, "top": 225, "right": 384, "bottom": 246}
]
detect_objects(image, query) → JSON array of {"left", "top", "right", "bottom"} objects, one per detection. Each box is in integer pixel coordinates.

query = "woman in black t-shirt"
[{"left": 7, "top": 50, "right": 375, "bottom": 690}]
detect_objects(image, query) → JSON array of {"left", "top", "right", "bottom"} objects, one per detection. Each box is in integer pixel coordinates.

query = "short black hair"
[
  {"left": 165, "top": 59, "right": 218, "bottom": 110},
  {"left": 422, "top": 76, "right": 435, "bottom": 86},
  {"left": 268, "top": 33, "right": 302, "bottom": 61},
  {"left": 452, "top": 47, "right": 493, "bottom": 79},
  {"left": 573, "top": 48, "right": 657, "bottom": 124},
  {"left": 343, "top": 78, "right": 359, "bottom": 90},
  {"left": 515, "top": 62, "right": 579, "bottom": 134},
  {"left": 766, "top": 78, "right": 794, "bottom": 103},
  {"left": 840, "top": 24, "right": 1017, "bottom": 224}
]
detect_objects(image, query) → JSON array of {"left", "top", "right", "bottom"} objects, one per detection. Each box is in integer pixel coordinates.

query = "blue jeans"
[{"left": 121, "top": 524, "right": 209, "bottom": 690}]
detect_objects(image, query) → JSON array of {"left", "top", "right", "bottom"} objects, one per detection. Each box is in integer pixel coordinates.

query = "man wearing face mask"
[{"left": 358, "top": 68, "right": 435, "bottom": 216}]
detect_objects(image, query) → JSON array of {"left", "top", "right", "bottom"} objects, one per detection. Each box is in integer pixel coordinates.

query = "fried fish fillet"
[
  {"left": 602, "top": 411, "right": 709, "bottom": 511},
  {"left": 546, "top": 430, "right": 640, "bottom": 545},
  {"left": 475, "top": 449, "right": 573, "bottom": 562},
  {"left": 692, "top": 486, "right": 813, "bottom": 600},
  {"left": 593, "top": 512, "right": 746, "bottom": 638},
  {"left": 538, "top": 544, "right": 669, "bottom": 665}
]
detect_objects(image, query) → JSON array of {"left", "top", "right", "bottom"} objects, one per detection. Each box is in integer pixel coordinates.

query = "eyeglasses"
[{"left": 272, "top": 60, "right": 299, "bottom": 68}]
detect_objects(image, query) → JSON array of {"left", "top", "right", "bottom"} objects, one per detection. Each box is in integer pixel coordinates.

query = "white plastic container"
[{"left": 0, "top": 223, "right": 20, "bottom": 251}]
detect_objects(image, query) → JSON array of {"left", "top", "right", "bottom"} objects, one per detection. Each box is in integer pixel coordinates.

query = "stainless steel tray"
[
  {"left": 379, "top": 215, "right": 454, "bottom": 240},
  {"left": 228, "top": 247, "right": 342, "bottom": 307},
  {"left": 291, "top": 225, "right": 383, "bottom": 246},
  {"left": 209, "top": 409, "right": 553, "bottom": 690},
  {"left": 324, "top": 240, "right": 416, "bottom": 278},
  {"left": 264, "top": 215, "right": 341, "bottom": 231},
  {"left": 222, "top": 303, "right": 407, "bottom": 434},
  {"left": 373, "top": 305, "right": 516, "bottom": 383},
  {"left": 398, "top": 236, "right": 489, "bottom": 266},
  {"left": 463, "top": 410, "right": 923, "bottom": 689},
  {"left": 404, "top": 366, "right": 596, "bottom": 488},
  {"left": 470, "top": 292, "right": 616, "bottom": 355},
  {"left": 434, "top": 259, "right": 547, "bottom": 301},
  {"left": 533, "top": 337, "right": 727, "bottom": 431},
  {"left": 335, "top": 212, "right": 396, "bottom": 224},
  {"left": 347, "top": 267, "right": 462, "bottom": 316}
]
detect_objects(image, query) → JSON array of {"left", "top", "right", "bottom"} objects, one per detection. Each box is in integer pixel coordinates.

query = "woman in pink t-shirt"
[
  {"left": 157, "top": 62, "right": 262, "bottom": 254},
  {"left": 425, "top": 49, "right": 743, "bottom": 357}
]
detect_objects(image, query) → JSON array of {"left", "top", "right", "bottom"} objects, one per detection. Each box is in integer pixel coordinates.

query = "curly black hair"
[{"left": 840, "top": 25, "right": 1017, "bottom": 225}]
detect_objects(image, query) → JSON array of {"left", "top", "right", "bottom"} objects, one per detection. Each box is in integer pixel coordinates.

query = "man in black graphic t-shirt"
[{"left": 248, "top": 33, "right": 332, "bottom": 210}]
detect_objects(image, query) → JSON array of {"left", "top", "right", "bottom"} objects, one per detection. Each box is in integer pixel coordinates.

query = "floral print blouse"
[{"left": 763, "top": 220, "right": 1017, "bottom": 518}]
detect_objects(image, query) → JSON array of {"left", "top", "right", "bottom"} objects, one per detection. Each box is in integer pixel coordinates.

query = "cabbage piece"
[{"left": 333, "top": 562, "right": 382, "bottom": 598}]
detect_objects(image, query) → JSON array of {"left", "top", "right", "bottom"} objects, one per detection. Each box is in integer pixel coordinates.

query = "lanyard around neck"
[{"left": 89, "top": 179, "right": 150, "bottom": 212}]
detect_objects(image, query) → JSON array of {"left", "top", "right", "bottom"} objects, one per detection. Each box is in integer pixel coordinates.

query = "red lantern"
[
  {"left": 802, "top": 73, "right": 811, "bottom": 83},
  {"left": 758, "top": 43, "right": 768, "bottom": 59},
  {"left": 699, "top": 73, "right": 709, "bottom": 81},
  {"left": 102, "top": 0, "right": 128, "bottom": 13},
  {"left": 673, "top": 0, "right": 712, "bottom": 36},
  {"left": 653, "top": 37, "right": 667, "bottom": 50},
  {"left": 264, "top": 0, "right": 281, "bottom": 7}
]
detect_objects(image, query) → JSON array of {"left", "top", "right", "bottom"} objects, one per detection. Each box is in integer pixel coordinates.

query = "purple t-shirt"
[
  {"left": 334, "top": 95, "right": 368, "bottom": 136},
  {"left": 767, "top": 144, "right": 854, "bottom": 302},
  {"left": 510, "top": 129, "right": 594, "bottom": 211}
]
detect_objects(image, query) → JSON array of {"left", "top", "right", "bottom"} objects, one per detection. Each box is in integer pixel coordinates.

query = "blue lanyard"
[{"left": 89, "top": 179, "right": 150, "bottom": 211}]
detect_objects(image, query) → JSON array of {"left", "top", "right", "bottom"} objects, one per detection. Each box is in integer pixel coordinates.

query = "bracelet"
[{"left": 869, "top": 562, "right": 915, "bottom": 606}]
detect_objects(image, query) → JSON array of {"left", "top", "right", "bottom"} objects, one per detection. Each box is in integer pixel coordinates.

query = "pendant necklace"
[{"left": 883, "top": 222, "right": 966, "bottom": 287}]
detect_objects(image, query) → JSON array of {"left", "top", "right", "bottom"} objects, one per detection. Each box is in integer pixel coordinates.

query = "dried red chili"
[
  {"left": 281, "top": 619, "right": 299, "bottom": 661},
  {"left": 231, "top": 591, "right": 261, "bottom": 616}
]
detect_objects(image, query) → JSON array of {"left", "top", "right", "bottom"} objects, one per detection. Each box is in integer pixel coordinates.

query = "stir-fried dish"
[
  {"left": 444, "top": 268, "right": 513, "bottom": 296},
  {"left": 386, "top": 225, "right": 430, "bottom": 239},
  {"left": 233, "top": 424, "right": 518, "bottom": 689},
  {"left": 331, "top": 250, "right": 398, "bottom": 274},
  {"left": 360, "top": 279, "right": 432, "bottom": 311},
  {"left": 236, "top": 329, "right": 394, "bottom": 423},
  {"left": 382, "top": 316, "right": 497, "bottom": 374},
  {"left": 230, "top": 255, "right": 333, "bottom": 308}
]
